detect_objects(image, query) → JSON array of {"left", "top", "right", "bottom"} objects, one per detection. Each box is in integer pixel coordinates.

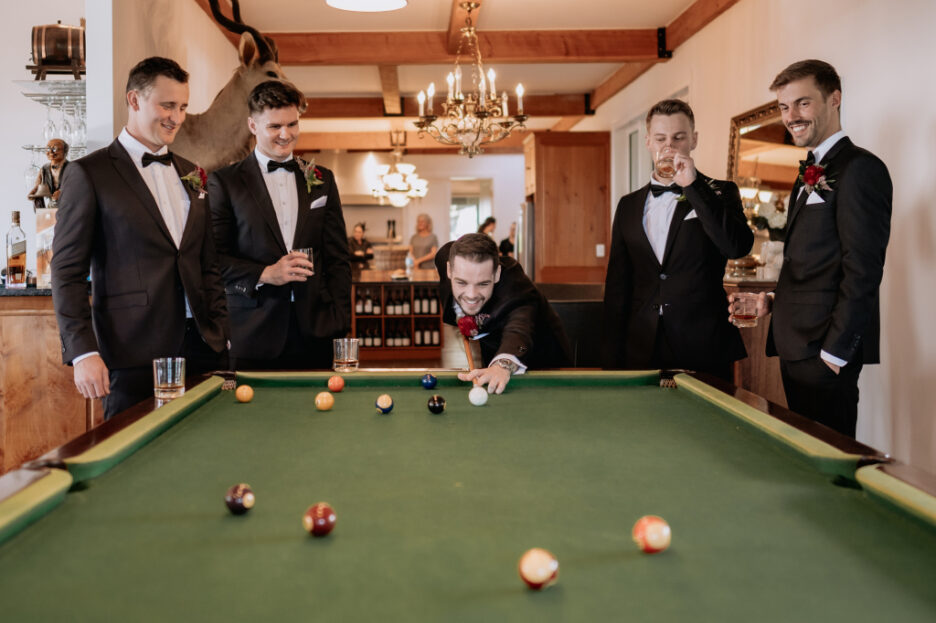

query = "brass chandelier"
[{"left": 413, "top": 2, "right": 527, "bottom": 157}]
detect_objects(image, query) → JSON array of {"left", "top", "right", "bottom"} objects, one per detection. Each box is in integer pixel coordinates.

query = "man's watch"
[{"left": 492, "top": 358, "right": 518, "bottom": 375}]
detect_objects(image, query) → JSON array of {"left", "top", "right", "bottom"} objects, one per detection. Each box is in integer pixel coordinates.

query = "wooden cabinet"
[
  {"left": 351, "top": 280, "right": 444, "bottom": 361},
  {"left": 0, "top": 292, "right": 101, "bottom": 474},
  {"left": 523, "top": 132, "right": 611, "bottom": 283}
]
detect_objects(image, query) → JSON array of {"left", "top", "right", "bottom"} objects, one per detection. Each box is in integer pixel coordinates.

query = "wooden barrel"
[{"left": 31, "top": 22, "right": 85, "bottom": 65}]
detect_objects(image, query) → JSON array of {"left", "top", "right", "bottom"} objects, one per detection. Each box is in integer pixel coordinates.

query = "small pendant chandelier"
[
  {"left": 414, "top": 1, "right": 527, "bottom": 157},
  {"left": 370, "top": 132, "right": 428, "bottom": 208}
]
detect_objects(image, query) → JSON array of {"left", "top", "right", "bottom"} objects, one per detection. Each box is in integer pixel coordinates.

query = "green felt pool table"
[{"left": 1, "top": 370, "right": 935, "bottom": 622}]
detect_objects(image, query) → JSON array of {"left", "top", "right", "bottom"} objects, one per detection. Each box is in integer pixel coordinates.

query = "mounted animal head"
[{"left": 172, "top": 0, "right": 299, "bottom": 172}]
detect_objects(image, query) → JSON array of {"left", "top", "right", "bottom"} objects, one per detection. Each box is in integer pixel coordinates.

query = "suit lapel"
[
  {"left": 173, "top": 156, "right": 201, "bottom": 246},
  {"left": 660, "top": 199, "right": 692, "bottom": 267},
  {"left": 242, "top": 153, "right": 288, "bottom": 254},
  {"left": 632, "top": 185, "right": 662, "bottom": 270},
  {"left": 786, "top": 137, "right": 852, "bottom": 233},
  {"left": 293, "top": 164, "right": 312, "bottom": 246},
  {"left": 107, "top": 140, "right": 174, "bottom": 244}
]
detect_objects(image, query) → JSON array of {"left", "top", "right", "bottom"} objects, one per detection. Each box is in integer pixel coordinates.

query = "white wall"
[
  {"left": 577, "top": 0, "right": 936, "bottom": 475},
  {"left": 0, "top": 2, "right": 86, "bottom": 273}
]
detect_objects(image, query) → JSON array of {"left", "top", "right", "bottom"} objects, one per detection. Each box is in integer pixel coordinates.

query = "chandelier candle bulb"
[
  {"left": 479, "top": 75, "right": 486, "bottom": 105},
  {"left": 516, "top": 84, "right": 524, "bottom": 115},
  {"left": 488, "top": 68, "right": 496, "bottom": 99},
  {"left": 455, "top": 67, "right": 462, "bottom": 99},
  {"left": 427, "top": 82, "right": 435, "bottom": 115},
  {"left": 501, "top": 92, "right": 508, "bottom": 117},
  {"left": 417, "top": 90, "right": 425, "bottom": 117},
  {"left": 446, "top": 72, "right": 454, "bottom": 101}
]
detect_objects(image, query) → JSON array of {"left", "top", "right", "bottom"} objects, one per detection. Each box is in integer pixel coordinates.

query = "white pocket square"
[
  {"left": 805, "top": 191, "right": 825, "bottom": 205},
  {"left": 684, "top": 209, "right": 698, "bottom": 220},
  {"left": 310, "top": 196, "right": 327, "bottom": 209}
]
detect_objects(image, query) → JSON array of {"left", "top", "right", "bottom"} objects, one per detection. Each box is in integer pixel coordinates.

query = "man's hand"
[
  {"left": 74, "top": 355, "right": 110, "bottom": 399},
  {"left": 673, "top": 153, "right": 697, "bottom": 187},
  {"left": 823, "top": 358, "right": 841, "bottom": 375},
  {"left": 259, "top": 251, "right": 314, "bottom": 286},
  {"left": 728, "top": 291, "right": 772, "bottom": 319},
  {"left": 457, "top": 365, "right": 512, "bottom": 394}
]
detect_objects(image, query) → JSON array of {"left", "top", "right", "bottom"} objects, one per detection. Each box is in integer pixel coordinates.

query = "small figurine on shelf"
[{"left": 27, "top": 139, "right": 69, "bottom": 209}]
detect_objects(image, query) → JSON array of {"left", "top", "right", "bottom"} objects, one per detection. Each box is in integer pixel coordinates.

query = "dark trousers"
[
  {"left": 103, "top": 319, "right": 228, "bottom": 420},
  {"left": 648, "top": 322, "right": 734, "bottom": 384},
  {"left": 779, "top": 355, "right": 863, "bottom": 438},
  {"left": 233, "top": 304, "right": 333, "bottom": 371}
]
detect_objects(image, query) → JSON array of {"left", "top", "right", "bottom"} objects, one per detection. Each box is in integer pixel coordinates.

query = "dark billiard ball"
[
  {"left": 375, "top": 393, "right": 394, "bottom": 414},
  {"left": 420, "top": 373, "right": 438, "bottom": 389},
  {"left": 427, "top": 394, "right": 446, "bottom": 414},
  {"left": 303, "top": 502, "right": 336, "bottom": 536},
  {"left": 225, "top": 483, "right": 255, "bottom": 515}
]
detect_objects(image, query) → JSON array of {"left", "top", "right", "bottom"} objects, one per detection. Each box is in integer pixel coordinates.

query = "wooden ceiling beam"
[
  {"left": 447, "top": 0, "right": 483, "bottom": 54},
  {"left": 590, "top": 62, "right": 656, "bottom": 110},
  {"left": 667, "top": 0, "right": 741, "bottom": 50},
  {"left": 377, "top": 65, "right": 402, "bottom": 115},
  {"left": 301, "top": 94, "right": 591, "bottom": 119},
  {"left": 272, "top": 29, "right": 661, "bottom": 65},
  {"left": 296, "top": 130, "right": 527, "bottom": 153},
  {"left": 550, "top": 116, "right": 587, "bottom": 132}
]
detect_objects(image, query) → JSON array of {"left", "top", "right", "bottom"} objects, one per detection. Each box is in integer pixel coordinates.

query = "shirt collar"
[
  {"left": 118, "top": 128, "right": 168, "bottom": 166},
  {"left": 649, "top": 174, "right": 677, "bottom": 187},
  {"left": 811, "top": 130, "right": 847, "bottom": 163},
  {"left": 254, "top": 147, "right": 294, "bottom": 171}
]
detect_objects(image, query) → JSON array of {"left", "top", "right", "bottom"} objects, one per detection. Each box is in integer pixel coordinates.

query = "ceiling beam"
[
  {"left": 590, "top": 62, "right": 656, "bottom": 110},
  {"left": 377, "top": 65, "right": 402, "bottom": 115},
  {"left": 301, "top": 94, "right": 591, "bottom": 119},
  {"left": 296, "top": 130, "right": 527, "bottom": 153},
  {"left": 667, "top": 0, "right": 741, "bottom": 50},
  {"left": 272, "top": 29, "right": 660, "bottom": 65},
  {"left": 551, "top": 116, "right": 587, "bottom": 132},
  {"left": 448, "top": 0, "right": 483, "bottom": 54}
]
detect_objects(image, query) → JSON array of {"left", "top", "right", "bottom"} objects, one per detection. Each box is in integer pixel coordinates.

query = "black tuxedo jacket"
[
  {"left": 51, "top": 139, "right": 228, "bottom": 369},
  {"left": 603, "top": 173, "right": 753, "bottom": 369},
  {"left": 767, "top": 137, "right": 891, "bottom": 363},
  {"left": 435, "top": 243, "right": 571, "bottom": 368},
  {"left": 208, "top": 153, "right": 351, "bottom": 359}
]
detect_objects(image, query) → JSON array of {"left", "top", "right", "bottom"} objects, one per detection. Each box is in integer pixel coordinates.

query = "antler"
[{"left": 208, "top": 0, "right": 276, "bottom": 63}]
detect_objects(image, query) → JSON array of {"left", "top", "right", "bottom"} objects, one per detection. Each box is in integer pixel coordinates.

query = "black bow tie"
[
  {"left": 267, "top": 159, "right": 300, "bottom": 174},
  {"left": 141, "top": 152, "right": 172, "bottom": 167},
  {"left": 798, "top": 151, "right": 816, "bottom": 176},
  {"left": 649, "top": 183, "right": 683, "bottom": 198}
]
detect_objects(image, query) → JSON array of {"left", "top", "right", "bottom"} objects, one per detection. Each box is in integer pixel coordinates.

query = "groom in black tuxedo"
[
  {"left": 603, "top": 99, "right": 753, "bottom": 380},
  {"left": 209, "top": 81, "right": 351, "bottom": 370},
  {"left": 52, "top": 57, "right": 229, "bottom": 419},
  {"left": 737, "top": 60, "right": 892, "bottom": 437}
]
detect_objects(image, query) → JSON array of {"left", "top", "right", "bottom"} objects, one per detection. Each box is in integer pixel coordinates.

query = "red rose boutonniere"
[
  {"left": 297, "top": 156, "right": 325, "bottom": 193},
  {"left": 800, "top": 164, "right": 834, "bottom": 194},
  {"left": 181, "top": 166, "right": 208, "bottom": 199},
  {"left": 457, "top": 313, "right": 491, "bottom": 338}
]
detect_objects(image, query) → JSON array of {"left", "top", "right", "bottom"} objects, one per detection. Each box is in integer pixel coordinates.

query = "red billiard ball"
[
  {"left": 303, "top": 502, "right": 337, "bottom": 536},
  {"left": 224, "top": 483, "right": 255, "bottom": 515},
  {"left": 632, "top": 515, "right": 671, "bottom": 553},
  {"left": 327, "top": 375, "right": 345, "bottom": 392},
  {"left": 518, "top": 548, "right": 559, "bottom": 590}
]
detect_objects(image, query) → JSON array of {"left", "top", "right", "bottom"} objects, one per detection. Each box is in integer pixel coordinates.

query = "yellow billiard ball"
[
  {"left": 235, "top": 385, "right": 254, "bottom": 403},
  {"left": 315, "top": 391, "right": 335, "bottom": 411}
]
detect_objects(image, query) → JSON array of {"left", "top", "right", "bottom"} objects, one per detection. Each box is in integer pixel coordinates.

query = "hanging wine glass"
[{"left": 42, "top": 103, "right": 57, "bottom": 142}]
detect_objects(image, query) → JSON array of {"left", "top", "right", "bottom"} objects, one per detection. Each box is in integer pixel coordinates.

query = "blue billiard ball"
[{"left": 421, "top": 374, "right": 438, "bottom": 389}]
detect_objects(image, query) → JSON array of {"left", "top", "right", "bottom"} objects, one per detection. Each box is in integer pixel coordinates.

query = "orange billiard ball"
[
  {"left": 235, "top": 385, "right": 254, "bottom": 403},
  {"left": 327, "top": 375, "right": 345, "bottom": 392},
  {"left": 315, "top": 391, "right": 335, "bottom": 411},
  {"left": 632, "top": 515, "right": 671, "bottom": 553},
  {"left": 518, "top": 548, "right": 559, "bottom": 590}
]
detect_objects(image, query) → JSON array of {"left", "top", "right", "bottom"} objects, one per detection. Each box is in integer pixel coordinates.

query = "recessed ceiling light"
[{"left": 326, "top": 0, "right": 408, "bottom": 12}]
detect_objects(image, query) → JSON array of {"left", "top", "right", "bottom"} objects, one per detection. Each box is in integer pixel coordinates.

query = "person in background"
[
  {"left": 348, "top": 222, "right": 373, "bottom": 270},
  {"left": 28, "top": 138, "right": 69, "bottom": 209},
  {"left": 408, "top": 213, "right": 439, "bottom": 270},
  {"left": 499, "top": 221, "right": 516, "bottom": 258},
  {"left": 478, "top": 216, "right": 497, "bottom": 237}
]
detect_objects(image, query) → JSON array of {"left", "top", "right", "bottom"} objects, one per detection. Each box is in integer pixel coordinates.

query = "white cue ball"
[{"left": 468, "top": 386, "right": 489, "bottom": 406}]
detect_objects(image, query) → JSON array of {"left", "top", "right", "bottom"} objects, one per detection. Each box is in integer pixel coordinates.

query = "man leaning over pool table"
[{"left": 435, "top": 233, "right": 571, "bottom": 394}]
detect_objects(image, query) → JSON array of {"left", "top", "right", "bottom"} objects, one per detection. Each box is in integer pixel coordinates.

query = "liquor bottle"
[
  {"left": 373, "top": 291, "right": 381, "bottom": 315},
  {"left": 355, "top": 291, "right": 364, "bottom": 315},
  {"left": 413, "top": 288, "right": 422, "bottom": 314},
  {"left": 363, "top": 328, "right": 373, "bottom": 347},
  {"left": 402, "top": 290, "right": 411, "bottom": 315},
  {"left": 363, "top": 290, "right": 373, "bottom": 315},
  {"left": 402, "top": 327, "right": 411, "bottom": 347},
  {"left": 6, "top": 211, "right": 27, "bottom": 289},
  {"left": 394, "top": 292, "right": 403, "bottom": 315},
  {"left": 431, "top": 327, "right": 440, "bottom": 345},
  {"left": 429, "top": 291, "right": 438, "bottom": 315},
  {"left": 385, "top": 292, "right": 394, "bottom": 315},
  {"left": 373, "top": 328, "right": 382, "bottom": 347},
  {"left": 414, "top": 324, "right": 423, "bottom": 346},
  {"left": 423, "top": 327, "right": 432, "bottom": 346}
]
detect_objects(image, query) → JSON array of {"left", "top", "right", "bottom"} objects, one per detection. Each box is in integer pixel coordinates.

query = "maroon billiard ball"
[
  {"left": 303, "top": 502, "right": 337, "bottom": 536},
  {"left": 224, "top": 483, "right": 255, "bottom": 515}
]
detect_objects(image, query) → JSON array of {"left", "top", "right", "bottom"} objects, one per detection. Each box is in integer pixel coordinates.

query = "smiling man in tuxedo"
[
  {"left": 738, "top": 60, "right": 892, "bottom": 437},
  {"left": 209, "top": 80, "right": 351, "bottom": 370},
  {"left": 603, "top": 99, "right": 753, "bottom": 380},
  {"left": 52, "top": 57, "right": 229, "bottom": 419}
]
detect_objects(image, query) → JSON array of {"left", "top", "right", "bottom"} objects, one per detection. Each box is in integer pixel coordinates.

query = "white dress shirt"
[
  {"left": 254, "top": 148, "right": 299, "bottom": 251},
  {"left": 642, "top": 174, "right": 680, "bottom": 264}
]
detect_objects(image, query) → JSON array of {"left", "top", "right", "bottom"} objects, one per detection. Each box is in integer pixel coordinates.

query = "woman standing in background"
[{"left": 408, "top": 213, "right": 439, "bottom": 269}]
